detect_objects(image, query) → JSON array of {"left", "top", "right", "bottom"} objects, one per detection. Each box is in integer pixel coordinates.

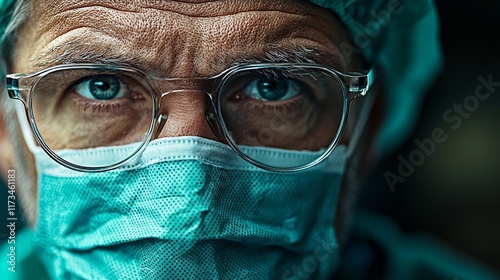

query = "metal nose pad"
[
  {"left": 152, "top": 89, "right": 223, "bottom": 141},
  {"left": 205, "top": 111, "right": 226, "bottom": 143},
  {"left": 153, "top": 114, "right": 168, "bottom": 139}
]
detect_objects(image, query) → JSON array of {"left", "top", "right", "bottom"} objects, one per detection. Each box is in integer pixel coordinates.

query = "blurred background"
[
  {"left": 359, "top": 0, "right": 500, "bottom": 272},
  {"left": 1, "top": 0, "right": 499, "bottom": 276}
]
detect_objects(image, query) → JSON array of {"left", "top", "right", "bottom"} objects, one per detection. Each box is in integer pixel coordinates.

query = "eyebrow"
[
  {"left": 236, "top": 45, "right": 347, "bottom": 71},
  {"left": 32, "top": 40, "right": 347, "bottom": 75},
  {"left": 33, "top": 40, "right": 143, "bottom": 70}
]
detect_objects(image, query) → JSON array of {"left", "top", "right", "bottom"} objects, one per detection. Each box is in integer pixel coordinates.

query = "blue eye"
[
  {"left": 75, "top": 75, "right": 126, "bottom": 100},
  {"left": 257, "top": 77, "right": 288, "bottom": 100},
  {"left": 244, "top": 76, "right": 301, "bottom": 101}
]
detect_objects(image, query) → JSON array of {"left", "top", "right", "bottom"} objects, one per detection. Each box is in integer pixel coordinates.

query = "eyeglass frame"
[{"left": 5, "top": 62, "right": 375, "bottom": 173}]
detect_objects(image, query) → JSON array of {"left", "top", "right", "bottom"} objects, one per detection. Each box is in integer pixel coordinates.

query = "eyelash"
[
  {"left": 237, "top": 94, "right": 308, "bottom": 114},
  {"left": 72, "top": 97, "right": 130, "bottom": 114}
]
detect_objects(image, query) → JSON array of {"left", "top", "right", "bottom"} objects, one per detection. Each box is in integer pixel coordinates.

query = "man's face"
[{"left": 6, "top": 0, "right": 361, "bottom": 224}]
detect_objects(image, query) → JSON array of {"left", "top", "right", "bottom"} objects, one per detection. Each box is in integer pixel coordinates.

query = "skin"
[{"left": 0, "top": 0, "right": 366, "bottom": 227}]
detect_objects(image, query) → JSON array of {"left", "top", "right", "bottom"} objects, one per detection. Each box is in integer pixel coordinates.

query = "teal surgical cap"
[
  {"left": 309, "top": 0, "right": 443, "bottom": 155},
  {"left": 0, "top": 0, "right": 14, "bottom": 40},
  {"left": 0, "top": 0, "right": 443, "bottom": 155}
]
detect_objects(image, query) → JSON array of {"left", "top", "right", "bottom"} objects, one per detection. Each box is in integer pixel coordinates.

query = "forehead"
[{"left": 16, "top": 0, "right": 353, "bottom": 76}]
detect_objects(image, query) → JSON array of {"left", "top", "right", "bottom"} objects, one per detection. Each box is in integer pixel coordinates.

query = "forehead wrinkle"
[
  {"left": 32, "top": 0, "right": 320, "bottom": 43},
  {"left": 30, "top": 21, "right": 344, "bottom": 76},
  {"left": 21, "top": 0, "right": 355, "bottom": 77},
  {"left": 32, "top": 0, "right": 332, "bottom": 50},
  {"left": 138, "top": 0, "right": 317, "bottom": 18},
  {"left": 59, "top": 5, "right": 312, "bottom": 19},
  {"left": 38, "top": 0, "right": 318, "bottom": 19}
]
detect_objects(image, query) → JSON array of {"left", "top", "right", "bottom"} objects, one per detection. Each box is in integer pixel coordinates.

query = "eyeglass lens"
[{"left": 30, "top": 66, "right": 346, "bottom": 169}]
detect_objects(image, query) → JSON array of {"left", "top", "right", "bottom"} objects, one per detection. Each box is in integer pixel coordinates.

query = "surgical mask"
[{"left": 28, "top": 136, "right": 348, "bottom": 280}]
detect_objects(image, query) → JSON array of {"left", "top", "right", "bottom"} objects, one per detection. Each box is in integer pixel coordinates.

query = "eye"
[
  {"left": 243, "top": 76, "right": 302, "bottom": 101},
  {"left": 75, "top": 75, "right": 127, "bottom": 100}
]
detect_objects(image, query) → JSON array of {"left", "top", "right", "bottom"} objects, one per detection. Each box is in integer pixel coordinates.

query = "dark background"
[
  {"left": 359, "top": 0, "right": 500, "bottom": 271},
  {"left": 1, "top": 0, "right": 500, "bottom": 273}
]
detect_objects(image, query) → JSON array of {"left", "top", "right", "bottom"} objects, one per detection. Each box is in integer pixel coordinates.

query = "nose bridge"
[
  {"left": 152, "top": 77, "right": 217, "bottom": 113},
  {"left": 154, "top": 85, "right": 219, "bottom": 140},
  {"left": 158, "top": 87, "right": 214, "bottom": 115}
]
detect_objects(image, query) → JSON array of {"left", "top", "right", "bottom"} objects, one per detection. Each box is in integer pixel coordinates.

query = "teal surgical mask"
[{"left": 27, "top": 135, "right": 347, "bottom": 279}]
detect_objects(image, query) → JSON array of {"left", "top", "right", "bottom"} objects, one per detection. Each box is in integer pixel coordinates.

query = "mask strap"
[{"left": 14, "top": 101, "right": 39, "bottom": 153}]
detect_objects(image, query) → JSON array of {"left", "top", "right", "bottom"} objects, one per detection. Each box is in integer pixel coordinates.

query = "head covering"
[
  {"left": 0, "top": 0, "right": 443, "bottom": 155},
  {"left": 309, "top": 0, "right": 443, "bottom": 155},
  {"left": 0, "top": 0, "right": 14, "bottom": 41}
]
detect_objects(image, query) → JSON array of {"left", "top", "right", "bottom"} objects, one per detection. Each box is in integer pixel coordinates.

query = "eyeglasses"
[{"left": 6, "top": 63, "right": 374, "bottom": 172}]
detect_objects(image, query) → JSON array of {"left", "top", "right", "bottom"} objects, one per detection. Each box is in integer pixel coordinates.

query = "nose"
[{"left": 153, "top": 90, "right": 220, "bottom": 141}]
